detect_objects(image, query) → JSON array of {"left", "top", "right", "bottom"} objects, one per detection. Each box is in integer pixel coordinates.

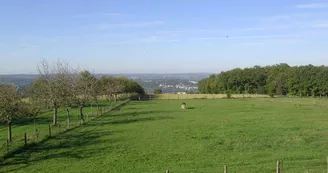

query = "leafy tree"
[
  {"left": 198, "top": 64, "right": 328, "bottom": 97},
  {"left": 154, "top": 88, "right": 163, "bottom": 94},
  {"left": 0, "top": 84, "right": 28, "bottom": 142}
]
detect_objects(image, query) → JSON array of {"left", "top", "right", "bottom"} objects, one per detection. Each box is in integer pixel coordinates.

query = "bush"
[
  {"left": 154, "top": 88, "right": 163, "bottom": 94},
  {"left": 226, "top": 91, "right": 232, "bottom": 99}
]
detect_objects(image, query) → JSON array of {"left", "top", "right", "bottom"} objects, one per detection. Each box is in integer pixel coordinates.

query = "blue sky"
[{"left": 1, "top": 0, "right": 328, "bottom": 74}]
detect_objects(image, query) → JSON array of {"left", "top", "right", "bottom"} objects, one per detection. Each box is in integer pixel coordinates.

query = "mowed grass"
[
  {"left": 1, "top": 98, "right": 328, "bottom": 172},
  {"left": 0, "top": 100, "right": 122, "bottom": 157}
]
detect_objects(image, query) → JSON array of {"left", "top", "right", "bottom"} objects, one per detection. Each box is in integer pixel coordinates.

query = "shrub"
[{"left": 226, "top": 91, "right": 232, "bottom": 99}]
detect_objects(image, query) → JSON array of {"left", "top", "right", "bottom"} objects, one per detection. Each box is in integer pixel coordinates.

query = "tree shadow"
[
  {"left": 111, "top": 110, "right": 176, "bottom": 117},
  {"left": 109, "top": 116, "right": 173, "bottom": 125},
  {"left": 0, "top": 128, "right": 119, "bottom": 172}
]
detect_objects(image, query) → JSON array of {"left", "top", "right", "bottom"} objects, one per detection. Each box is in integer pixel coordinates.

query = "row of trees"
[
  {"left": 198, "top": 63, "right": 328, "bottom": 96},
  {"left": 0, "top": 60, "right": 144, "bottom": 142}
]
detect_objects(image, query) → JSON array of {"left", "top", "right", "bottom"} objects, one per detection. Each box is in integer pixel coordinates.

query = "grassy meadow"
[
  {"left": 1, "top": 98, "right": 328, "bottom": 172},
  {"left": 0, "top": 100, "right": 125, "bottom": 158}
]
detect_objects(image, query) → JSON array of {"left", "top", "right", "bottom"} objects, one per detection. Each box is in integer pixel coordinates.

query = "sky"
[{"left": 1, "top": 0, "right": 328, "bottom": 74}]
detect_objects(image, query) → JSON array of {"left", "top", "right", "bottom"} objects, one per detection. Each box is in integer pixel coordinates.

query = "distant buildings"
[{"left": 159, "top": 83, "right": 198, "bottom": 91}]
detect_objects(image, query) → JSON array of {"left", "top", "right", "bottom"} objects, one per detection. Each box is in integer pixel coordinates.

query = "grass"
[
  {"left": 0, "top": 100, "right": 124, "bottom": 158},
  {"left": 1, "top": 98, "right": 328, "bottom": 172}
]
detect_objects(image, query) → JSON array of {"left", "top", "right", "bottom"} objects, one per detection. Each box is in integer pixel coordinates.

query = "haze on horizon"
[{"left": 1, "top": 0, "right": 328, "bottom": 74}]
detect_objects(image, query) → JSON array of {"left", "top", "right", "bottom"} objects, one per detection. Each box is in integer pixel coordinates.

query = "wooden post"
[
  {"left": 276, "top": 160, "right": 282, "bottom": 173},
  {"left": 224, "top": 165, "right": 227, "bottom": 173},
  {"left": 24, "top": 133, "right": 27, "bottom": 147},
  {"left": 326, "top": 157, "right": 328, "bottom": 173},
  {"left": 6, "top": 139, "right": 9, "bottom": 154},
  {"left": 57, "top": 123, "right": 60, "bottom": 134},
  {"left": 48, "top": 124, "right": 51, "bottom": 137}
]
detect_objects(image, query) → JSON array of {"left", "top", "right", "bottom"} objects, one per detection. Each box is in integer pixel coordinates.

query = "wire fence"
[{"left": 0, "top": 99, "right": 130, "bottom": 160}]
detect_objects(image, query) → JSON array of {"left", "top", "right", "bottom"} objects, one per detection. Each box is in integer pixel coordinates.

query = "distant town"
[{"left": 0, "top": 73, "right": 210, "bottom": 94}]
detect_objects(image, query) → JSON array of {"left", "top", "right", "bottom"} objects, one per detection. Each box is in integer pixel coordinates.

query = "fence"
[
  {"left": 0, "top": 99, "right": 130, "bottom": 160},
  {"left": 163, "top": 159, "right": 328, "bottom": 173}
]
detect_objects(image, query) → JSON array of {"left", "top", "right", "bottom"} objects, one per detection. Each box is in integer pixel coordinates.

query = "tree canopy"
[
  {"left": 198, "top": 64, "right": 328, "bottom": 97},
  {"left": 154, "top": 88, "right": 163, "bottom": 94}
]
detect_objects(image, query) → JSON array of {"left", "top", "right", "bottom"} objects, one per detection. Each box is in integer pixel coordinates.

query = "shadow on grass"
[
  {"left": 89, "top": 116, "right": 174, "bottom": 127},
  {"left": 0, "top": 128, "right": 118, "bottom": 172},
  {"left": 187, "top": 107, "right": 196, "bottom": 110},
  {"left": 0, "top": 101, "right": 174, "bottom": 172},
  {"left": 111, "top": 110, "right": 176, "bottom": 117}
]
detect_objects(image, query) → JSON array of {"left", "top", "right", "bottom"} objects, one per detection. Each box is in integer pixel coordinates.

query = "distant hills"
[{"left": 0, "top": 73, "right": 210, "bottom": 93}]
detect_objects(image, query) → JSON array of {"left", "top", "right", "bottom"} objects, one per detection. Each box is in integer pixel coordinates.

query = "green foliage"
[
  {"left": 198, "top": 64, "right": 328, "bottom": 97},
  {"left": 2, "top": 99, "right": 328, "bottom": 172},
  {"left": 154, "top": 88, "right": 163, "bottom": 94},
  {"left": 0, "top": 84, "right": 25, "bottom": 124},
  {"left": 226, "top": 90, "right": 232, "bottom": 99}
]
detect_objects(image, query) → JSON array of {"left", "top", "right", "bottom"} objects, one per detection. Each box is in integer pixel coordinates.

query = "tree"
[
  {"left": 76, "top": 70, "right": 98, "bottom": 123},
  {"left": 154, "top": 88, "right": 163, "bottom": 94},
  {"left": 31, "top": 60, "right": 77, "bottom": 125},
  {"left": 0, "top": 84, "right": 28, "bottom": 142},
  {"left": 198, "top": 64, "right": 328, "bottom": 97},
  {"left": 26, "top": 100, "right": 42, "bottom": 136}
]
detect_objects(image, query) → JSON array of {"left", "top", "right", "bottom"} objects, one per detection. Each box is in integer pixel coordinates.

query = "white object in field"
[{"left": 181, "top": 104, "right": 185, "bottom": 109}]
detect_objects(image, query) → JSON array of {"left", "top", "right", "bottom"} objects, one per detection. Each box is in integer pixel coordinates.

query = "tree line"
[
  {"left": 0, "top": 60, "right": 145, "bottom": 142},
  {"left": 198, "top": 63, "right": 328, "bottom": 97}
]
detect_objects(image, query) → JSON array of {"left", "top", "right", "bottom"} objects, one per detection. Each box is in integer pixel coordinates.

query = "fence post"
[
  {"left": 24, "top": 133, "right": 27, "bottom": 147},
  {"left": 165, "top": 170, "right": 169, "bottom": 173},
  {"left": 224, "top": 165, "right": 227, "bottom": 173},
  {"left": 276, "top": 160, "right": 282, "bottom": 173},
  {"left": 57, "top": 123, "right": 60, "bottom": 134},
  {"left": 6, "top": 139, "right": 9, "bottom": 154},
  {"left": 48, "top": 124, "right": 51, "bottom": 137}
]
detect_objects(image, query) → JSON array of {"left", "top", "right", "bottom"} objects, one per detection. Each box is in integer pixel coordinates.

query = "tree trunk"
[
  {"left": 66, "top": 108, "right": 70, "bottom": 129},
  {"left": 8, "top": 122, "right": 12, "bottom": 143},
  {"left": 53, "top": 107, "right": 58, "bottom": 125},
  {"left": 96, "top": 102, "right": 99, "bottom": 111},
  {"left": 80, "top": 105, "right": 85, "bottom": 123}
]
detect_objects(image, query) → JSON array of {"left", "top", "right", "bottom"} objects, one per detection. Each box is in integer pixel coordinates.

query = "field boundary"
[{"left": 141, "top": 94, "right": 269, "bottom": 100}]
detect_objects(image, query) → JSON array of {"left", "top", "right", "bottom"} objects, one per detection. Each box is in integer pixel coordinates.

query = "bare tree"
[
  {"left": 112, "top": 77, "right": 126, "bottom": 102},
  {"left": 32, "top": 60, "right": 78, "bottom": 125},
  {"left": 26, "top": 99, "right": 42, "bottom": 136},
  {"left": 76, "top": 70, "right": 97, "bottom": 123},
  {"left": 0, "top": 84, "right": 28, "bottom": 142},
  {"left": 99, "top": 76, "right": 115, "bottom": 104}
]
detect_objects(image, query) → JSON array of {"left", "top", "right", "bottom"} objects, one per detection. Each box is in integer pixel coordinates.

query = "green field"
[
  {"left": 0, "top": 100, "right": 124, "bottom": 158},
  {"left": 1, "top": 98, "right": 328, "bottom": 172}
]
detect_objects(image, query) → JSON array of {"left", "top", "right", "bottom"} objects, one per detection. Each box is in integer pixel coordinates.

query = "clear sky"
[{"left": 1, "top": 0, "right": 328, "bottom": 74}]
